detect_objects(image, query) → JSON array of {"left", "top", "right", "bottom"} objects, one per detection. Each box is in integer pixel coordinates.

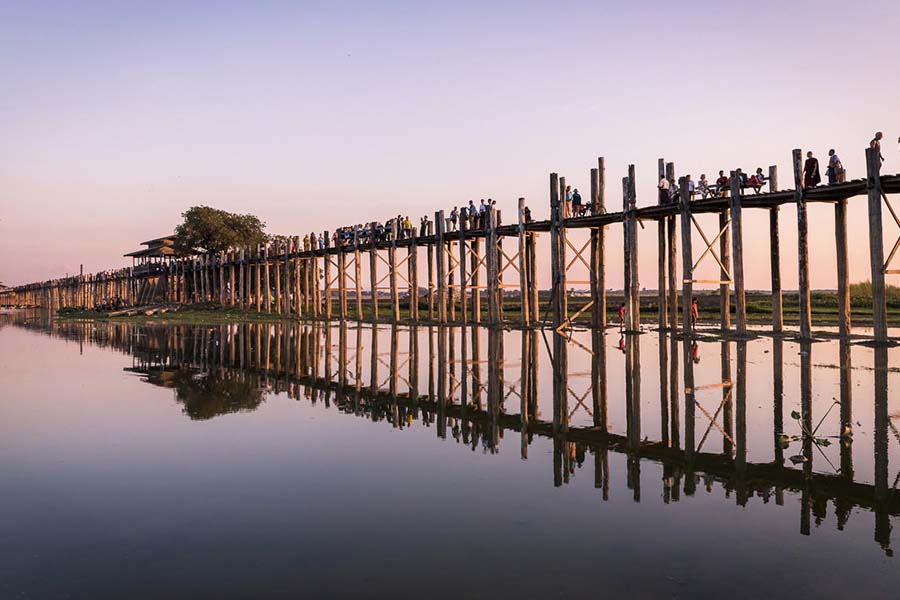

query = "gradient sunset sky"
[{"left": 2, "top": 0, "right": 899, "bottom": 290}]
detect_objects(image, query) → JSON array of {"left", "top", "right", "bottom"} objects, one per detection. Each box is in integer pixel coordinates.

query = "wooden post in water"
[
  {"left": 793, "top": 149, "right": 812, "bottom": 339},
  {"left": 591, "top": 159, "right": 606, "bottom": 329},
  {"left": 323, "top": 233, "right": 332, "bottom": 319},
  {"left": 273, "top": 244, "right": 281, "bottom": 314},
  {"left": 835, "top": 196, "right": 851, "bottom": 336},
  {"left": 389, "top": 221, "right": 399, "bottom": 322},
  {"left": 409, "top": 229, "right": 419, "bottom": 322},
  {"left": 353, "top": 229, "right": 362, "bottom": 320},
  {"left": 487, "top": 208, "right": 500, "bottom": 324},
  {"left": 666, "top": 162, "right": 678, "bottom": 331},
  {"left": 729, "top": 172, "right": 747, "bottom": 334},
  {"left": 517, "top": 198, "right": 529, "bottom": 326},
  {"left": 284, "top": 239, "right": 291, "bottom": 315},
  {"left": 436, "top": 210, "right": 447, "bottom": 323},
  {"left": 719, "top": 210, "right": 731, "bottom": 332},
  {"left": 471, "top": 230, "right": 481, "bottom": 323},
  {"left": 369, "top": 222, "right": 379, "bottom": 321},
  {"left": 657, "top": 159, "right": 667, "bottom": 330},
  {"left": 459, "top": 216, "right": 468, "bottom": 323},
  {"left": 550, "top": 173, "right": 562, "bottom": 329},
  {"left": 337, "top": 237, "right": 346, "bottom": 319},
  {"left": 623, "top": 176, "right": 633, "bottom": 332},
  {"left": 255, "top": 245, "right": 262, "bottom": 312},
  {"left": 679, "top": 177, "right": 694, "bottom": 334},
  {"left": 768, "top": 166, "right": 783, "bottom": 333},
  {"left": 865, "top": 147, "right": 888, "bottom": 342},
  {"left": 629, "top": 165, "right": 640, "bottom": 331}
]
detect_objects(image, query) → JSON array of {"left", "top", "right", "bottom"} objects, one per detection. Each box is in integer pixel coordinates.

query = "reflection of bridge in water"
[{"left": 8, "top": 312, "right": 899, "bottom": 555}]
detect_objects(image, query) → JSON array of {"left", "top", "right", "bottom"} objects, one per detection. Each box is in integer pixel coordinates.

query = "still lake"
[{"left": 1, "top": 312, "right": 898, "bottom": 598}]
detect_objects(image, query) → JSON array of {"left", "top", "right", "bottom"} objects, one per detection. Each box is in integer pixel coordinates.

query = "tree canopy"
[{"left": 174, "top": 206, "right": 267, "bottom": 254}]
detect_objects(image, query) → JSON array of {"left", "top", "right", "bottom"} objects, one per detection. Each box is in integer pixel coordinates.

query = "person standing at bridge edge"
[
  {"left": 803, "top": 151, "right": 820, "bottom": 189},
  {"left": 658, "top": 175, "right": 669, "bottom": 204},
  {"left": 871, "top": 131, "right": 884, "bottom": 163},
  {"left": 826, "top": 149, "right": 844, "bottom": 185}
]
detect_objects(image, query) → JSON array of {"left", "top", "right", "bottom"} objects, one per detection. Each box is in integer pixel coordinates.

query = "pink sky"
[{"left": 2, "top": 1, "right": 899, "bottom": 291}]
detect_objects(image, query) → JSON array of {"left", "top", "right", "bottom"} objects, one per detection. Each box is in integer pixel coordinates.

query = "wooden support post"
[
  {"left": 459, "top": 217, "right": 468, "bottom": 323},
  {"left": 389, "top": 222, "right": 399, "bottom": 322},
  {"left": 487, "top": 208, "right": 500, "bottom": 324},
  {"left": 409, "top": 230, "right": 419, "bottom": 322},
  {"left": 666, "top": 162, "right": 677, "bottom": 331},
  {"left": 471, "top": 235, "right": 481, "bottom": 323},
  {"left": 353, "top": 229, "right": 362, "bottom": 320},
  {"left": 729, "top": 172, "right": 747, "bottom": 334},
  {"left": 323, "top": 232, "right": 332, "bottom": 319},
  {"left": 255, "top": 245, "right": 262, "bottom": 312},
  {"left": 339, "top": 241, "right": 347, "bottom": 319},
  {"left": 273, "top": 244, "right": 281, "bottom": 314},
  {"left": 436, "top": 210, "right": 447, "bottom": 323},
  {"left": 284, "top": 239, "right": 291, "bottom": 315},
  {"left": 768, "top": 166, "right": 783, "bottom": 333},
  {"left": 591, "top": 159, "right": 606, "bottom": 329},
  {"left": 369, "top": 223, "right": 378, "bottom": 321},
  {"left": 623, "top": 176, "right": 633, "bottom": 332},
  {"left": 517, "top": 198, "right": 529, "bottom": 325},
  {"left": 294, "top": 235, "right": 304, "bottom": 316},
  {"left": 550, "top": 173, "right": 562, "bottom": 329},
  {"left": 865, "top": 147, "right": 888, "bottom": 342},
  {"left": 719, "top": 211, "right": 731, "bottom": 331},
  {"left": 528, "top": 232, "right": 539, "bottom": 324},
  {"left": 229, "top": 251, "right": 236, "bottom": 306},
  {"left": 427, "top": 234, "right": 435, "bottom": 320},
  {"left": 679, "top": 177, "right": 694, "bottom": 334},
  {"left": 629, "top": 165, "right": 639, "bottom": 331},
  {"left": 835, "top": 197, "right": 851, "bottom": 336},
  {"left": 793, "top": 149, "right": 812, "bottom": 339},
  {"left": 657, "top": 159, "right": 667, "bottom": 330}
]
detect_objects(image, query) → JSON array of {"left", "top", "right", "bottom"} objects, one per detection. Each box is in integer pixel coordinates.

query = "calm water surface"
[{"left": 1, "top": 311, "right": 898, "bottom": 599}]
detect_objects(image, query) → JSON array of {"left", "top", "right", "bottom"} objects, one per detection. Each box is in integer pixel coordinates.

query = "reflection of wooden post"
[
  {"left": 800, "top": 341, "right": 813, "bottom": 535},
  {"left": 669, "top": 335, "right": 680, "bottom": 450},
  {"left": 772, "top": 337, "right": 785, "bottom": 505},
  {"left": 735, "top": 341, "right": 747, "bottom": 503},
  {"left": 793, "top": 149, "right": 812, "bottom": 339},
  {"left": 838, "top": 340, "right": 853, "bottom": 482},
  {"left": 520, "top": 329, "right": 530, "bottom": 459},
  {"left": 873, "top": 346, "right": 890, "bottom": 550},
  {"left": 659, "top": 332, "right": 669, "bottom": 447},
  {"left": 729, "top": 173, "right": 747, "bottom": 334},
  {"left": 866, "top": 147, "right": 888, "bottom": 342}
]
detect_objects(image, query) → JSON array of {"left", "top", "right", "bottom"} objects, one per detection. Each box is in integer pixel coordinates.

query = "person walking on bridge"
[{"left": 803, "top": 151, "right": 820, "bottom": 189}]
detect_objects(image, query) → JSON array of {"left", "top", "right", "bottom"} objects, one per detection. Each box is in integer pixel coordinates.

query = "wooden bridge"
[{"left": 3, "top": 146, "right": 899, "bottom": 341}]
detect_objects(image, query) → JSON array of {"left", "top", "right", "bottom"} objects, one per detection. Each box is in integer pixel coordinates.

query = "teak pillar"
[
  {"left": 793, "top": 149, "right": 812, "bottom": 339},
  {"left": 768, "top": 166, "right": 783, "bottom": 333}
]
